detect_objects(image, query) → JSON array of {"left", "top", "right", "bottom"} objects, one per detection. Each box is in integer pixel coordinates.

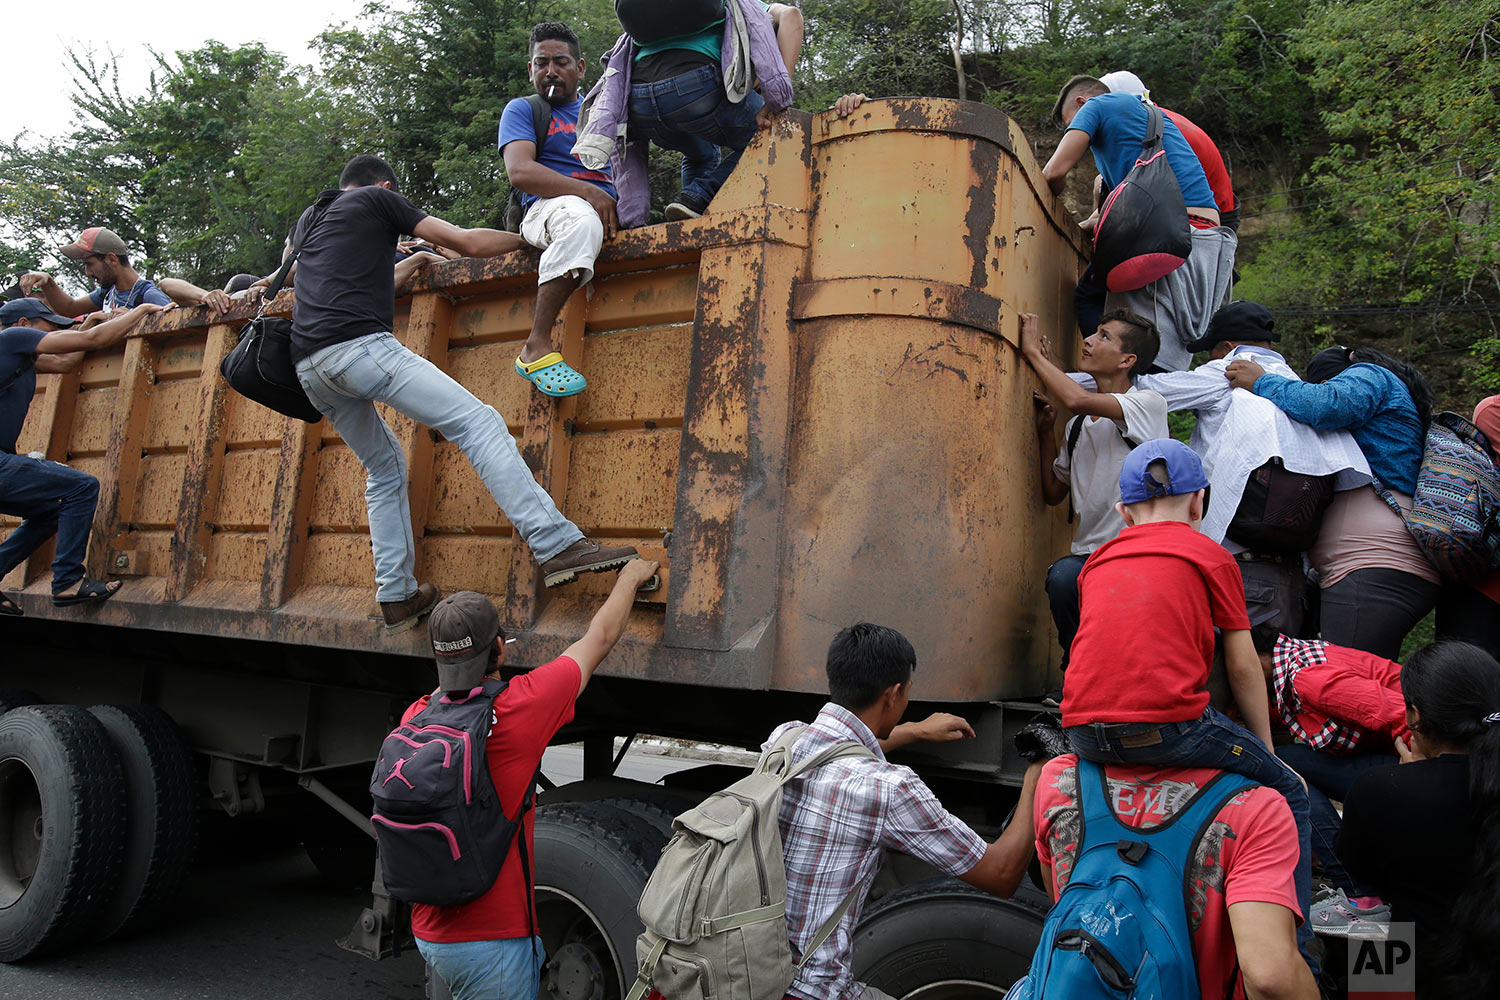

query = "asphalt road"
[{"left": 0, "top": 743, "right": 712, "bottom": 1000}]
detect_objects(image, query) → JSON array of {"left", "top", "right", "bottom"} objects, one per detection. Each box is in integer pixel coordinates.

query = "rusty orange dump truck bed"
[{"left": 4, "top": 99, "right": 1085, "bottom": 704}]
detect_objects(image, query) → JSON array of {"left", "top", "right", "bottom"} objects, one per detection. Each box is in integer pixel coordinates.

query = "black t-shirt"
[
  {"left": 289, "top": 185, "right": 428, "bottom": 363},
  {"left": 1339, "top": 754, "right": 1473, "bottom": 973},
  {"left": 0, "top": 328, "right": 45, "bottom": 454},
  {"left": 632, "top": 48, "right": 717, "bottom": 84}
]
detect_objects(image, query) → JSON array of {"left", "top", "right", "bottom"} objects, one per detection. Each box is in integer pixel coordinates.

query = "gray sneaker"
[
  {"left": 1309, "top": 889, "right": 1391, "bottom": 937},
  {"left": 664, "top": 201, "right": 703, "bottom": 221},
  {"left": 540, "top": 539, "right": 639, "bottom": 588}
]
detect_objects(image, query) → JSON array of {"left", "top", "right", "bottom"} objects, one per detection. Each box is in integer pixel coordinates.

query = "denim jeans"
[
  {"left": 629, "top": 63, "right": 764, "bottom": 210},
  {"left": 1067, "top": 706, "right": 1317, "bottom": 974},
  {"left": 295, "top": 332, "right": 582, "bottom": 601},
  {"left": 1275, "top": 742, "right": 1396, "bottom": 896},
  {"left": 0, "top": 451, "right": 100, "bottom": 593},
  {"left": 416, "top": 934, "right": 544, "bottom": 1000},
  {"left": 1045, "top": 554, "right": 1088, "bottom": 671}
]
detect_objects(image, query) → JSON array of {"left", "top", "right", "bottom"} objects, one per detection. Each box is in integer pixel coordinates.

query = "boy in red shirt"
[
  {"left": 1253, "top": 628, "right": 1406, "bottom": 896},
  {"left": 1062, "top": 438, "right": 1316, "bottom": 974}
]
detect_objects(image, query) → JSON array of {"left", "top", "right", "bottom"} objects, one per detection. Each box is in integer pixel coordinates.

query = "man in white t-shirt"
[{"left": 1021, "top": 309, "right": 1168, "bottom": 702}]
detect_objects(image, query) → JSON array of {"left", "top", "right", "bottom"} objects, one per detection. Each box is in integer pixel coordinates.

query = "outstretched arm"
[
  {"left": 1225, "top": 629, "right": 1275, "bottom": 750},
  {"left": 561, "top": 558, "right": 659, "bottom": 695},
  {"left": 1018, "top": 313, "right": 1124, "bottom": 420},
  {"left": 1042, "top": 130, "right": 1090, "bottom": 197},
  {"left": 880, "top": 712, "right": 975, "bottom": 753},
  {"left": 767, "top": 3, "right": 804, "bottom": 73},
  {"left": 33, "top": 302, "right": 166, "bottom": 357},
  {"left": 412, "top": 217, "right": 527, "bottom": 259},
  {"left": 20, "top": 272, "right": 97, "bottom": 317},
  {"left": 958, "top": 761, "right": 1045, "bottom": 897}
]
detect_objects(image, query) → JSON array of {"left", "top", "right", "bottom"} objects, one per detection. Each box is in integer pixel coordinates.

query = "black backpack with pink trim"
[
  {"left": 370, "top": 678, "right": 536, "bottom": 906},
  {"left": 1091, "top": 102, "right": 1193, "bottom": 293}
]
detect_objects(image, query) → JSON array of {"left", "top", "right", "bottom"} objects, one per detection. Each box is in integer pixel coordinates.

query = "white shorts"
[{"left": 520, "top": 194, "right": 605, "bottom": 286}]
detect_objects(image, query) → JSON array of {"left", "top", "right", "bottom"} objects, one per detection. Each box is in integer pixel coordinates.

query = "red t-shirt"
[
  {"left": 404, "top": 656, "right": 580, "bottom": 943},
  {"left": 1034, "top": 756, "right": 1301, "bottom": 1000},
  {"left": 1063, "top": 521, "right": 1251, "bottom": 726},
  {"left": 1162, "top": 109, "right": 1235, "bottom": 217}
]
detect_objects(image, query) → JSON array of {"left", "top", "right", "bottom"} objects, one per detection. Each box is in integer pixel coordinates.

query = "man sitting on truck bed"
[
  {"left": 0, "top": 296, "right": 166, "bottom": 613},
  {"left": 287, "top": 154, "right": 637, "bottom": 633},
  {"left": 767, "top": 623, "right": 1045, "bottom": 1000},
  {"left": 406, "top": 558, "right": 659, "bottom": 1000},
  {"left": 501, "top": 21, "right": 618, "bottom": 399}
]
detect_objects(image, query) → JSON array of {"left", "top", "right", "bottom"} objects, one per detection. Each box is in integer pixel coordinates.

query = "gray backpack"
[{"left": 626, "top": 727, "right": 875, "bottom": 1000}]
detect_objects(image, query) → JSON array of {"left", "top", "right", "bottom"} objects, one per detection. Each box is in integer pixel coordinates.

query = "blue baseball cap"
[
  {"left": 1118, "top": 438, "right": 1210, "bottom": 504},
  {"left": 0, "top": 296, "right": 75, "bottom": 328}
]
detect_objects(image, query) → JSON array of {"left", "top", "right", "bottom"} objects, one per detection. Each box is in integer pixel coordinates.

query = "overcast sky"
[{"left": 2, "top": 0, "right": 367, "bottom": 141}]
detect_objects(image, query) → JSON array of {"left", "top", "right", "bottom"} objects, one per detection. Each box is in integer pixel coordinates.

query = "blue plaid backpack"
[
  {"left": 1006, "top": 761, "right": 1253, "bottom": 1000},
  {"left": 1375, "top": 411, "right": 1500, "bottom": 584}
]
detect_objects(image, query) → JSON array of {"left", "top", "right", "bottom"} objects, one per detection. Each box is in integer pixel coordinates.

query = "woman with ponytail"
[
  {"left": 1338, "top": 641, "right": 1500, "bottom": 997},
  {"left": 1227, "top": 344, "right": 1438, "bottom": 658}
]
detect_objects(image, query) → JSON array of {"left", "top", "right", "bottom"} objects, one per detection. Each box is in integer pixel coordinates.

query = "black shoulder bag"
[
  {"left": 501, "top": 95, "right": 555, "bottom": 233},
  {"left": 219, "top": 193, "right": 337, "bottom": 424}
]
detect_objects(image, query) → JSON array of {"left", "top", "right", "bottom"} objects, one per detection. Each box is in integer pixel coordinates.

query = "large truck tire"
[
  {"left": 0, "top": 705, "right": 125, "bottom": 961},
  {"left": 851, "top": 876, "right": 1046, "bottom": 1000},
  {"left": 0, "top": 690, "right": 42, "bottom": 716},
  {"left": 88, "top": 704, "right": 197, "bottom": 940},
  {"left": 533, "top": 801, "right": 663, "bottom": 1000}
]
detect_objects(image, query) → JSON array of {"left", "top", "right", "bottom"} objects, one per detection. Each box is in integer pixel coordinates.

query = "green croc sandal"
[{"left": 516, "top": 352, "right": 586, "bottom": 397}]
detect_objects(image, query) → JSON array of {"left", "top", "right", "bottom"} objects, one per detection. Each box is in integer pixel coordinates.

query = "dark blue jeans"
[
  {"left": 1067, "top": 706, "right": 1318, "bottom": 975},
  {"left": 0, "top": 452, "right": 100, "bottom": 593},
  {"left": 1045, "top": 554, "right": 1087, "bottom": 670},
  {"left": 1275, "top": 742, "right": 1396, "bottom": 896},
  {"left": 629, "top": 63, "right": 764, "bottom": 210}
]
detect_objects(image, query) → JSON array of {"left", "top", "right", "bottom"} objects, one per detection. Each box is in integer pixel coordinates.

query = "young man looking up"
[
  {"left": 1020, "top": 310, "right": 1167, "bottom": 698},
  {"left": 21, "top": 227, "right": 173, "bottom": 316},
  {"left": 407, "top": 557, "right": 659, "bottom": 1000},
  {"left": 767, "top": 623, "right": 1044, "bottom": 1000},
  {"left": 289, "top": 154, "right": 636, "bottom": 633},
  {"left": 501, "top": 21, "right": 619, "bottom": 399},
  {"left": 0, "top": 296, "right": 166, "bottom": 612}
]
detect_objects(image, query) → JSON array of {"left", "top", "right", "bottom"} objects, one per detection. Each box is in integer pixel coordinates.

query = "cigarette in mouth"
[
  {"left": 505, "top": 637, "right": 517, "bottom": 644},
  {"left": 547, "top": 84, "right": 558, "bottom": 98}
]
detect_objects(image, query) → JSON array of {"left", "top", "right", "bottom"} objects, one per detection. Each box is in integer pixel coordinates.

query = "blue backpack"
[
  {"left": 1008, "top": 760, "right": 1253, "bottom": 1000},
  {"left": 369, "top": 678, "right": 536, "bottom": 907}
]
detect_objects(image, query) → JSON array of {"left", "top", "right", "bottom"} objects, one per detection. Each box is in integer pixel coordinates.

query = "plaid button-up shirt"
[
  {"left": 1272, "top": 636, "right": 1363, "bottom": 752},
  {"left": 764, "top": 704, "right": 987, "bottom": 1000}
]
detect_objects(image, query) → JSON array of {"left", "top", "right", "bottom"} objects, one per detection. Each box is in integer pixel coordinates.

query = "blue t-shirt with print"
[
  {"left": 1068, "top": 93, "right": 1215, "bottom": 209},
  {"left": 0, "top": 327, "right": 46, "bottom": 454},
  {"left": 498, "top": 96, "right": 617, "bottom": 213},
  {"left": 89, "top": 278, "right": 171, "bottom": 311}
]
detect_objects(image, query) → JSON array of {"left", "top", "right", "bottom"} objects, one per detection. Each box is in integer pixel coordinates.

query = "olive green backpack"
[{"left": 626, "top": 726, "right": 875, "bottom": 1000}]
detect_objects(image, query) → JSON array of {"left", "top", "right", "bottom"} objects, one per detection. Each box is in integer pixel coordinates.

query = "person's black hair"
[
  {"left": 826, "top": 623, "right": 915, "bottom": 711},
  {"left": 1249, "top": 624, "right": 1281, "bottom": 655},
  {"left": 530, "top": 21, "right": 580, "bottom": 60},
  {"left": 339, "top": 154, "right": 399, "bottom": 189},
  {"left": 1401, "top": 641, "right": 1500, "bottom": 998},
  {"left": 91, "top": 252, "right": 130, "bottom": 268},
  {"left": 1099, "top": 308, "right": 1159, "bottom": 377},
  {"left": 1305, "top": 344, "right": 1433, "bottom": 428}
]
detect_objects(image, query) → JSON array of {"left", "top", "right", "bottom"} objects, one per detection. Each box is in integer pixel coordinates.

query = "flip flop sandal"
[
  {"left": 515, "top": 352, "right": 587, "bottom": 397},
  {"left": 0, "top": 592, "right": 21, "bottom": 617},
  {"left": 52, "top": 578, "right": 120, "bottom": 607}
]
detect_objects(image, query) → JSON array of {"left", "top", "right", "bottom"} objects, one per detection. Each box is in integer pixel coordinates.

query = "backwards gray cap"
[{"left": 428, "top": 591, "right": 500, "bottom": 692}]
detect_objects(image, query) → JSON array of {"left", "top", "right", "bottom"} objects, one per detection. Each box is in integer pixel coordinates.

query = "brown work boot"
[
  {"left": 540, "top": 539, "right": 639, "bottom": 588},
  {"left": 380, "top": 582, "right": 441, "bottom": 634}
]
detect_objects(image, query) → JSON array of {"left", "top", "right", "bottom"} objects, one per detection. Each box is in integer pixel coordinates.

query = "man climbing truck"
[{"left": 0, "top": 98, "right": 1084, "bottom": 997}]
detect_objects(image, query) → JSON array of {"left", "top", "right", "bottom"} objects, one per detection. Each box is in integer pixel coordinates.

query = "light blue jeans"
[
  {"left": 417, "top": 934, "right": 544, "bottom": 1000},
  {"left": 295, "top": 332, "right": 582, "bottom": 601}
]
